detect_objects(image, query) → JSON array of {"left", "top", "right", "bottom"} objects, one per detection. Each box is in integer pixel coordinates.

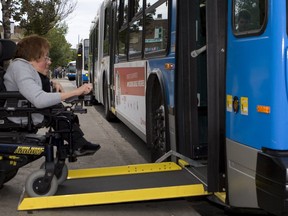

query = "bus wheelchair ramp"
[{"left": 18, "top": 161, "right": 209, "bottom": 210}]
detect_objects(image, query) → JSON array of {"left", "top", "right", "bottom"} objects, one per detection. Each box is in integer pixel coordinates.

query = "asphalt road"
[{"left": 0, "top": 78, "right": 267, "bottom": 216}]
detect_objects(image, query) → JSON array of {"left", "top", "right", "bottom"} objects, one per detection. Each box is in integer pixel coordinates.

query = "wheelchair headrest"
[{"left": 0, "top": 39, "right": 16, "bottom": 62}]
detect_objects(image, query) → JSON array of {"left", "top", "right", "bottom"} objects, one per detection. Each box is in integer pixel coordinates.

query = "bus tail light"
[{"left": 164, "top": 63, "right": 175, "bottom": 70}]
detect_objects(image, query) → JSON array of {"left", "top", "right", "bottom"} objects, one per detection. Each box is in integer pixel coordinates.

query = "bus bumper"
[{"left": 256, "top": 150, "right": 288, "bottom": 216}]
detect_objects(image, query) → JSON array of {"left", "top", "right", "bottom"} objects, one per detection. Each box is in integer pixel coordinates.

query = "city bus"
[
  {"left": 89, "top": 0, "right": 288, "bottom": 215},
  {"left": 76, "top": 39, "right": 89, "bottom": 87},
  {"left": 66, "top": 60, "right": 76, "bottom": 81}
]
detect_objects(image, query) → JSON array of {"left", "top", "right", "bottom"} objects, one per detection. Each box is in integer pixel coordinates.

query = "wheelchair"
[{"left": 0, "top": 39, "right": 92, "bottom": 197}]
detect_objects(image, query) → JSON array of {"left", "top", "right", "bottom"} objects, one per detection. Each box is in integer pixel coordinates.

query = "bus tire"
[
  {"left": 104, "top": 78, "right": 116, "bottom": 121},
  {"left": 146, "top": 78, "right": 170, "bottom": 162}
]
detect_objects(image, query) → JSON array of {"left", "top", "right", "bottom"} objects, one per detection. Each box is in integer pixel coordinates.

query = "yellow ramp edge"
[
  {"left": 68, "top": 162, "right": 182, "bottom": 179},
  {"left": 214, "top": 192, "right": 226, "bottom": 203},
  {"left": 18, "top": 184, "right": 208, "bottom": 211}
]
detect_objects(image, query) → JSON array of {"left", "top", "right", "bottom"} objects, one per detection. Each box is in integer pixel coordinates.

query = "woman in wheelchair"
[
  {"left": 0, "top": 35, "right": 100, "bottom": 196},
  {"left": 4, "top": 35, "right": 100, "bottom": 156}
]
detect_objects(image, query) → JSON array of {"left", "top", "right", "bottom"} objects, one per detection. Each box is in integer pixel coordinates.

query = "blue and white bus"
[
  {"left": 76, "top": 39, "right": 89, "bottom": 87},
  {"left": 89, "top": 0, "right": 288, "bottom": 215},
  {"left": 66, "top": 60, "right": 76, "bottom": 81}
]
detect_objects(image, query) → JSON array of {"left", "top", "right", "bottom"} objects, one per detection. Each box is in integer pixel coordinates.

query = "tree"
[
  {"left": 0, "top": 0, "right": 20, "bottom": 38},
  {"left": 46, "top": 23, "right": 75, "bottom": 69},
  {"left": 1, "top": 0, "right": 77, "bottom": 38},
  {"left": 13, "top": 0, "right": 77, "bottom": 36}
]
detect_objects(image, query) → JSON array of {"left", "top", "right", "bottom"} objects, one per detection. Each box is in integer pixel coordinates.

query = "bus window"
[
  {"left": 144, "top": 0, "right": 168, "bottom": 55},
  {"left": 104, "top": 7, "right": 110, "bottom": 56},
  {"left": 117, "top": 0, "right": 128, "bottom": 61},
  {"left": 123, "top": 0, "right": 129, "bottom": 24},
  {"left": 233, "top": 0, "right": 267, "bottom": 36},
  {"left": 136, "top": 0, "right": 143, "bottom": 14},
  {"left": 129, "top": 19, "right": 143, "bottom": 58},
  {"left": 146, "top": 0, "right": 158, "bottom": 8},
  {"left": 95, "top": 23, "right": 99, "bottom": 59},
  {"left": 118, "top": 29, "right": 128, "bottom": 60}
]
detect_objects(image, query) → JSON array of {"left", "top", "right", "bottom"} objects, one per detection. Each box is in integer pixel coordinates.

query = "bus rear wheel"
[
  {"left": 151, "top": 104, "right": 169, "bottom": 162},
  {"left": 147, "top": 80, "right": 170, "bottom": 162},
  {"left": 104, "top": 78, "right": 115, "bottom": 121}
]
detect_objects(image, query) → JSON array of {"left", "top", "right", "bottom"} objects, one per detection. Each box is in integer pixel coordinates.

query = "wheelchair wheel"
[
  {"left": 40, "top": 161, "right": 68, "bottom": 185},
  {"left": 25, "top": 169, "right": 58, "bottom": 197}
]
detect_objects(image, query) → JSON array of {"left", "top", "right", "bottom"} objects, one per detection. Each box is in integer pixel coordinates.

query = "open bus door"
[{"left": 176, "top": 0, "right": 227, "bottom": 194}]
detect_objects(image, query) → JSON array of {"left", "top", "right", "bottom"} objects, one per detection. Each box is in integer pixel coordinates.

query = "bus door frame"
[
  {"left": 206, "top": 0, "right": 227, "bottom": 193},
  {"left": 176, "top": 0, "right": 227, "bottom": 193}
]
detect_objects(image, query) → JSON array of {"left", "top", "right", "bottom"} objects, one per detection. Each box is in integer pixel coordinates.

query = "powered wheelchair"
[{"left": 0, "top": 39, "right": 93, "bottom": 197}]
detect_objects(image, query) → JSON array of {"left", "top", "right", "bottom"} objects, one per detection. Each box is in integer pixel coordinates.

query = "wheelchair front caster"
[
  {"left": 40, "top": 161, "right": 68, "bottom": 185},
  {"left": 25, "top": 169, "right": 58, "bottom": 197}
]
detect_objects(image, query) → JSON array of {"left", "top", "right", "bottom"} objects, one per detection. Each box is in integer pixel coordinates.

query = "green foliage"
[
  {"left": 46, "top": 24, "right": 76, "bottom": 69},
  {"left": 12, "top": 0, "right": 76, "bottom": 36},
  {"left": 1, "top": 0, "right": 77, "bottom": 69},
  {"left": 19, "top": 1, "right": 56, "bottom": 35}
]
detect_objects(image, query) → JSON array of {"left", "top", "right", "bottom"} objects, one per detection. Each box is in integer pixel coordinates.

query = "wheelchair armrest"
[
  {"left": 64, "top": 94, "right": 93, "bottom": 104},
  {"left": 0, "top": 91, "right": 26, "bottom": 99},
  {"left": 64, "top": 95, "right": 81, "bottom": 104}
]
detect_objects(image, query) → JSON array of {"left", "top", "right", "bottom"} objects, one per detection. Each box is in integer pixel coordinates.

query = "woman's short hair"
[{"left": 15, "top": 34, "right": 50, "bottom": 61}]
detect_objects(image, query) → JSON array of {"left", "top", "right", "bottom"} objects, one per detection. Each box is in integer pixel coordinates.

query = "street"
[{"left": 0, "top": 78, "right": 258, "bottom": 216}]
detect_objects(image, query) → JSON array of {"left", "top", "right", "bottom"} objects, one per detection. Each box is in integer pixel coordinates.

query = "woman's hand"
[
  {"left": 75, "top": 83, "right": 93, "bottom": 96},
  {"left": 60, "top": 83, "right": 92, "bottom": 101}
]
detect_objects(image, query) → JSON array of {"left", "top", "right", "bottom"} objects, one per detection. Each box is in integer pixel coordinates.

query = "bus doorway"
[{"left": 175, "top": 0, "right": 227, "bottom": 192}]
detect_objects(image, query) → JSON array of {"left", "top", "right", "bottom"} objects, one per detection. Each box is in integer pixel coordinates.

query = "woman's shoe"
[{"left": 74, "top": 143, "right": 101, "bottom": 156}]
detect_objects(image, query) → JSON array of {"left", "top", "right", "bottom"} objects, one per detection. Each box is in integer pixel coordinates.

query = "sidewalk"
[{"left": 0, "top": 79, "right": 202, "bottom": 216}]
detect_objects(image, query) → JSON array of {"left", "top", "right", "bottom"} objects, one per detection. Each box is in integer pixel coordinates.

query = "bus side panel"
[
  {"left": 114, "top": 61, "right": 147, "bottom": 138},
  {"left": 226, "top": 1, "right": 288, "bottom": 151},
  {"left": 226, "top": 29, "right": 273, "bottom": 151}
]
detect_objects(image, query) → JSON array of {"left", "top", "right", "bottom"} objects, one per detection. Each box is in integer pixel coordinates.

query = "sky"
[{"left": 64, "top": 0, "right": 101, "bottom": 49}]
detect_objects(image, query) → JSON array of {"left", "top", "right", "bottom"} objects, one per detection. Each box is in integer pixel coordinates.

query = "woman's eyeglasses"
[{"left": 44, "top": 56, "right": 51, "bottom": 62}]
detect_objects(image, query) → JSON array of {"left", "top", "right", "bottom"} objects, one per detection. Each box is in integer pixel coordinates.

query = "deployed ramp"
[{"left": 18, "top": 162, "right": 209, "bottom": 210}]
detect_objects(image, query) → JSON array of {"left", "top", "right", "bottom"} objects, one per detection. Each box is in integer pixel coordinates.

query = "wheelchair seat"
[
  {"left": 0, "top": 39, "right": 44, "bottom": 132},
  {"left": 0, "top": 39, "right": 60, "bottom": 189},
  {"left": 0, "top": 39, "right": 17, "bottom": 104}
]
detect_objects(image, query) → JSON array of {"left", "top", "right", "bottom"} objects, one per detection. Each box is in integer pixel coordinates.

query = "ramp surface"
[{"left": 18, "top": 162, "right": 208, "bottom": 210}]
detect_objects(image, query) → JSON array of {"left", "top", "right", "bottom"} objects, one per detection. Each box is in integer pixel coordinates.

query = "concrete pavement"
[{"left": 0, "top": 78, "right": 206, "bottom": 216}]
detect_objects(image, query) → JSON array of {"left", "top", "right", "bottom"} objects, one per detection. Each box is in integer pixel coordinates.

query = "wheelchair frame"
[
  {"left": 0, "top": 90, "right": 91, "bottom": 196},
  {"left": 0, "top": 38, "right": 93, "bottom": 197}
]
